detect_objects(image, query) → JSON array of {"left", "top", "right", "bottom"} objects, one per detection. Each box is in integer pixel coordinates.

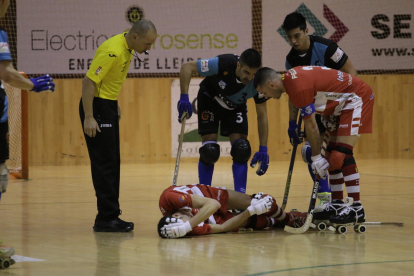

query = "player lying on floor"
[{"left": 157, "top": 184, "right": 307, "bottom": 238}]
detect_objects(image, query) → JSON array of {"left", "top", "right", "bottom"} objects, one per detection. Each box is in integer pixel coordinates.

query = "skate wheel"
[
  {"left": 354, "top": 224, "right": 366, "bottom": 233},
  {"left": 317, "top": 222, "right": 327, "bottom": 231},
  {"left": 336, "top": 225, "right": 347, "bottom": 234},
  {"left": 0, "top": 259, "right": 11, "bottom": 269},
  {"left": 290, "top": 209, "right": 298, "bottom": 212}
]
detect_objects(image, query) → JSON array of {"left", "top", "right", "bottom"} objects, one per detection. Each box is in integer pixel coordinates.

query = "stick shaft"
[
  {"left": 172, "top": 114, "right": 187, "bottom": 186},
  {"left": 281, "top": 115, "right": 303, "bottom": 210}
]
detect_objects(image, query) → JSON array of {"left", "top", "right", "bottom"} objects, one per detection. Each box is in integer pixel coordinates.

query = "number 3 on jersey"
[{"left": 236, "top": 112, "right": 243, "bottom": 123}]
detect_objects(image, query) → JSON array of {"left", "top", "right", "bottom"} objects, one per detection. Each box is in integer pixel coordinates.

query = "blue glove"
[
  {"left": 287, "top": 120, "right": 301, "bottom": 146},
  {"left": 30, "top": 74, "right": 55, "bottom": 92},
  {"left": 250, "top": 146, "right": 269, "bottom": 176},
  {"left": 177, "top": 94, "right": 192, "bottom": 123}
]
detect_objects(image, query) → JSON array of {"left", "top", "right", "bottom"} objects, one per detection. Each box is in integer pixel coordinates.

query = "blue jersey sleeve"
[
  {"left": 0, "top": 30, "right": 12, "bottom": 61},
  {"left": 196, "top": 57, "right": 219, "bottom": 77}
]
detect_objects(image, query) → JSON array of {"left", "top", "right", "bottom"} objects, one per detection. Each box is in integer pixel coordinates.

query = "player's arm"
[
  {"left": 303, "top": 113, "right": 321, "bottom": 155},
  {"left": 209, "top": 210, "right": 250, "bottom": 234},
  {"left": 302, "top": 111, "right": 329, "bottom": 178},
  {"left": 0, "top": 60, "right": 54, "bottom": 93},
  {"left": 187, "top": 194, "right": 221, "bottom": 228},
  {"left": 179, "top": 61, "right": 197, "bottom": 95},
  {"left": 82, "top": 76, "right": 100, "bottom": 137},
  {"left": 209, "top": 195, "right": 274, "bottom": 233},
  {"left": 0, "top": 61, "right": 34, "bottom": 90},
  {"left": 255, "top": 101, "right": 268, "bottom": 147},
  {"left": 339, "top": 58, "right": 357, "bottom": 77}
]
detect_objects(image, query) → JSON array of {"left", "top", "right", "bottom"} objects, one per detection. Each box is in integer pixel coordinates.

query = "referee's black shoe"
[{"left": 93, "top": 218, "right": 134, "bottom": 232}]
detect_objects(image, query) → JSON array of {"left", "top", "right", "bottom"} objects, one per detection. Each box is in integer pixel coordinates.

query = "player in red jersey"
[
  {"left": 157, "top": 184, "right": 307, "bottom": 238},
  {"left": 253, "top": 66, "right": 374, "bottom": 225}
]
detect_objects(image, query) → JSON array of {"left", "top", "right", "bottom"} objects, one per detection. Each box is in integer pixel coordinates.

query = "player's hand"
[
  {"left": 311, "top": 154, "right": 329, "bottom": 179},
  {"left": 250, "top": 146, "right": 269, "bottom": 176},
  {"left": 83, "top": 117, "right": 101, "bottom": 137},
  {"left": 247, "top": 195, "right": 273, "bottom": 216},
  {"left": 177, "top": 94, "right": 192, "bottom": 123},
  {"left": 287, "top": 120, "right": 302, "bottom": 146},
  {"left": 30, "top": 74, "right": 55, "bottom": 92},
  {"left": 161, "top": 219, "right": 192, "bottom": 239},
  {"left": 250, "top": 192, "right": 264, "bottom": 205}
]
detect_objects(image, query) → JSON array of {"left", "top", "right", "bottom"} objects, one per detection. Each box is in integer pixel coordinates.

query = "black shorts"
[{"left": 197, "top": 91, "right": 248, "bottom": 137}]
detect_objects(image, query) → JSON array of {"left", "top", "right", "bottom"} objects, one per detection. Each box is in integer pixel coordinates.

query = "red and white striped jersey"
[{"left": 282, "top": 66, "right": 373, "bottom": 119}]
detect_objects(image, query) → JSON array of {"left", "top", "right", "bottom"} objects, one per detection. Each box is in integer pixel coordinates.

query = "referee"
[{"left": 79, "top": 19, "right": 157, "bottom": 232}]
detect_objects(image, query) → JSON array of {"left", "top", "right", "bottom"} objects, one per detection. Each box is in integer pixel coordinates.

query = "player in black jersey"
[
  {"left": 282, "top": 12, "right": 358, "bottom": 218},
  {"left": 177, "top": 49, "right": 269, "bottom": 193}
]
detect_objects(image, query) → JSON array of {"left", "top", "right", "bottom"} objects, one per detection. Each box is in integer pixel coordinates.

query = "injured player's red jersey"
[
  {"left": 282, "top": 66, "right": 374, "bottom": 119},
  {"left": 159, "top": 184, "right": 233, "bottom": 235}
]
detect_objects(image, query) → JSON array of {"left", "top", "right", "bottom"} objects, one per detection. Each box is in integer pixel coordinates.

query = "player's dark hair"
[
  {"left": 157, "top": 214, "right": 173, "bottom": 238},
  {"left": 282, "top": 12, "right": 307, "bottom": 32},
  {"left": 253, "top": 67, "right": 277, "bottom": 88},
  {"left": 239, "top": 48, "right": 261, "bottom": 69}
]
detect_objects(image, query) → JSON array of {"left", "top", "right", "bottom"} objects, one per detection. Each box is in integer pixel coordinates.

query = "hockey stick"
[
  {"left": 172, "top": 112, "right": 188, "bottom": 186},
  {"left": 281, "top": 115, "right": 303, "bottom": 211},
  {"left": 363, "top": 222, "right": 404, "bottom": 226},
  {"left": 284, "top": 177, "right": 319, "bottom": 234}
]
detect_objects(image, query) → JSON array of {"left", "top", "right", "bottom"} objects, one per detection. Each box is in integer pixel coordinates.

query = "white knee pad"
[
  {"left": 0, "top": 163, "right": 9, "bottom": 193},
  {"left": 301, "top": 142, "right": 312, "bottom": 164}
]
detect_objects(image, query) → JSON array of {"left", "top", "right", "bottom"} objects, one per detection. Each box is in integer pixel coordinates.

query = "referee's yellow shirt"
[{"left": 86, "top": 32, "right": 133, "bottom": 100}]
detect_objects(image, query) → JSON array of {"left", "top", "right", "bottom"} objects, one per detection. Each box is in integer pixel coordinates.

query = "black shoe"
[
  {"left": 329, "top": 203, "right": 365, "bottom": 224},
  {"left": 313, "top": 200, "right": 346, "bottom": 220},
  {"left": 93, "top": 218, "right": 134, "bottom": 232}
]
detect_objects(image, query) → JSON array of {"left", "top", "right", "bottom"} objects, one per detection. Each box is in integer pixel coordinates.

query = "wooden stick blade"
[{"left": 284, "top": 214, "right": 314, "bottom": 234}]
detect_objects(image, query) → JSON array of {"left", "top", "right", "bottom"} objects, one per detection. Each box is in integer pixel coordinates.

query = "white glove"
[
  {"left": 250, "top": 192, "right": 264, "bottom": 205},
  {"left": 161, "top": 219, "right": 192, "bottom": 239},
  {"left": 247, "top": 195, "right": 273, "bottom": 216},
  {"left": 311, "top": 154, "right": 330, "bottom": 179},
  {"left": 0, "top": 163, "right": 9, "bottom": 193}
]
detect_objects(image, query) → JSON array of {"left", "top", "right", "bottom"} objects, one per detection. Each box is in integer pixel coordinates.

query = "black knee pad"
[
  {"left": 199, "top": 143, "right": 220, "bottom": 165},
  {"left": 231, "top": 139, "right": 251, "bottom": 163}
]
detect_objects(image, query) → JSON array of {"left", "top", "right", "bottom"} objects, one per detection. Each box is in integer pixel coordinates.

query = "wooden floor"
[{"left": 1, "top": 159, "right": 413, "bottom": 276}]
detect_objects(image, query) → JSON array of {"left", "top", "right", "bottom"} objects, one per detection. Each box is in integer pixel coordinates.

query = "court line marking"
[{"left": 245, "top": 260, "right": 414, "bottom": 276}]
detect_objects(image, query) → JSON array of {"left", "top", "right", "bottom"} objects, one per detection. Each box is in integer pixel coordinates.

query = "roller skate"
[
  {"left": 312, "top": 198, "right": 348, "bottom": 231},
  {"left": 328, "top": 201, "right": 366, "bottom": 234},
  {"left": 0, "top": 243, "right": 16, "bottom": 269}
]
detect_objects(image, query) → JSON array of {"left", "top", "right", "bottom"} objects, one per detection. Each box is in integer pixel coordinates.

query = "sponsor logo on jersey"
[
  {"left": 95, "top": 66, "right": 102, "bottom": 75},
  {"left": 200, "top": 59, "right": 209, "bottom": 72},
  {"left": 0, "top": 42, "right": 10, "bottom": 53},
  {"left": 218, "top": 80, "right": 226, "bottom": 89},
  {"left": 331, "top": 48, "right": 344, "bottom": 63},
  {"left": 100, "top": 123, "right": 112, "bottom": 128},
  {"left": 178, "top": 196, "right": 185, "bottom": 202},
  {"left": 223, "top": 71, "right": 228, "bottom": 75},
  {"left": 288, "top": 68, "right": 298, "bottom": 79},
  {"left": 339, "top": 124, "right": 348, "bottom": 128},
  {"left": 201, "top": 110, "right": 214, "bottom": 122},
  {"left": 109, "top": 54, "right": 117, "bottom": 57},
  {"left": 370, "top": 93, "right": 374, "bottom": 100}
]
